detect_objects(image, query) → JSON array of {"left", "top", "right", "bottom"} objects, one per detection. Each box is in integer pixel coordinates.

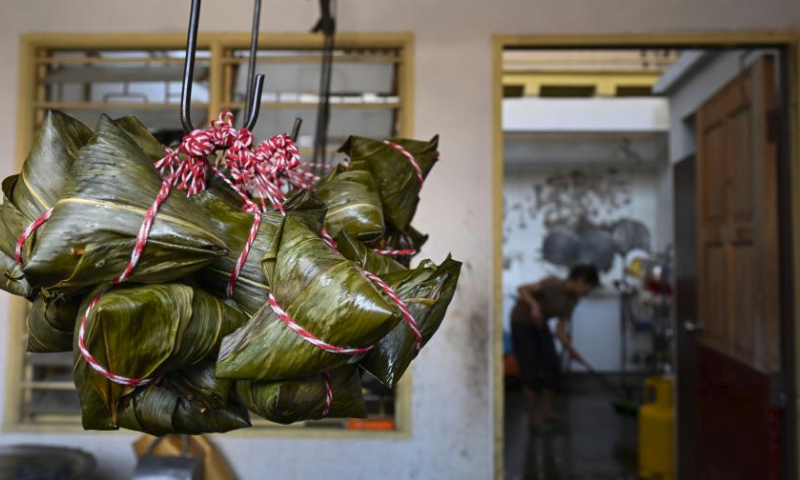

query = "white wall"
[
  {"left": 0, "top": 1, "right": 798, "bottom": 479},
  {"left": 503, "top": 97, "right": 670, "bottom": 133}
]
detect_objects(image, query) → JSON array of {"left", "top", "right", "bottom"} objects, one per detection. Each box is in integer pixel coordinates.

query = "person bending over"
[{"left": 511, "top": 264, "right": 599, "bottom": 427}]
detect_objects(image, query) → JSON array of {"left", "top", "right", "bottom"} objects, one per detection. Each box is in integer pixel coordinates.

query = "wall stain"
[{"left": 503, "top": 168, "right": 651, "bottom": 272}]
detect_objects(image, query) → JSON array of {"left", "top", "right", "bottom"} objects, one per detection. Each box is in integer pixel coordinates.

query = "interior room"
[
  {"left": 501, "top": 46, "right": 790, "bottom": 480},
  {"left": 0, "top": 1, "right": 799, "bottom": 480}
]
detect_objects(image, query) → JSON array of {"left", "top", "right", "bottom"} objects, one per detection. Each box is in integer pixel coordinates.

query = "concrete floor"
[{"left": 504, "top": 377, "right": 640, "bottom": 480}]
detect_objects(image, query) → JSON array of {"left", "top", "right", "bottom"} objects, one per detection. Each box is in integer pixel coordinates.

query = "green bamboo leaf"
[
  {"left": 360, "top": 255, "right": 462, "bottom": 388},
  {"left": 73, "top": 283, "right": 247, "bottom": 431},
  {"left": 0, "top": 190, "right": 34, "bottom": 262},
  {"left": 335, "top": 230, "right": 405, "bottom": 275},
  {"left": 113, "top": 116, "right": 166, "bottom": 162},
  {"left": 339, "top": 136, "right": 439, "bottom": 231},
  {"left": 166, "top": 360, "right": 233, "bottom": 411},
  {"left": 11, "top": 110, "right": 92, "bottom": 220},
  {"left": 315, "top": 166, "right": 384, "bottom": 241},
  {"left": 371, "top": 225, "right": 429, "bottom": 268},
  {"left": 117, "top": 384, "right": 251, "bottom": 435},
  {"left": 216, "top": 214, "right": 401, "bottom": 380},
  {"left": 191, "top": 186, "right": 326, "bottom": 315},
  {"left": 0, "top": 110, "right": 91, "bottom": 296},
  {"left": 235, "top": 365, "right": 366, "bottom": 424},
  {"left": 23, "top": 116, "right": 228, "bottom": 292},
  {"left": 26, "top": 294, "right": 79, "bottom": 353},
  {"left": 0, "top": 248, "right": 32, "bottom": 298}
]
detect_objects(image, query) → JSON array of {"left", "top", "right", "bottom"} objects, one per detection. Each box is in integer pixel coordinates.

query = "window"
[
  {"left": 538, "top": 85, "right": 596, "bottom": 97},
  {"left": 615, "top": 85, "right": 653, "bottom": 97},
  {"left": 7, "top": 33, "right": 413, "bottom": 435}
]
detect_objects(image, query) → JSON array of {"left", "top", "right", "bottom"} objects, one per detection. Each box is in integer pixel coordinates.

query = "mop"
[{"left": 576, "top": 357, "right": 640, "bottom": 416}]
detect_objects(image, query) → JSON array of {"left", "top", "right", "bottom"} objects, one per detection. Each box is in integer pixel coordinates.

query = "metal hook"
[
  {"left": 242, "top": 0, "right": 266, "bottom": 131},
  {"left": 181, "top": 0, "right": 265, "bottom": 134},
  {"left": 290, "top": 117, "right": 303, "bottom": 142}
]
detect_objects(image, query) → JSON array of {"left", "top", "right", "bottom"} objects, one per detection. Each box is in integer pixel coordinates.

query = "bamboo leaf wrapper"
[
  {"left": 73, "top": 284, "right": 247, "bottom": 430},
  {"left": 22, "top": 116, "right": 228, "bottom": 292},
  {"left": 216, "top": 214, "right": 401, "bottom": 380}
]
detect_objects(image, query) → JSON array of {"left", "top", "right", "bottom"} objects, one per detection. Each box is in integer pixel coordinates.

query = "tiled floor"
[{"left": 504, "top": 377, "right": 640, "bottom": 480}]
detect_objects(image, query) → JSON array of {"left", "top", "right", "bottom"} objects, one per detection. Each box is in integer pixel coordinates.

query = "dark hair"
[{"left": 568, "top": 264, "right": 600, "bottom": 287}]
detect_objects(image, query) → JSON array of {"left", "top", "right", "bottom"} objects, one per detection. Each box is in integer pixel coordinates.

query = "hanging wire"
[
  {"left": 311, "top": 0, "right": 336, "bottom": 169},
  {"left": 181, "top": 0, "right": 265, "bottom": 134}
]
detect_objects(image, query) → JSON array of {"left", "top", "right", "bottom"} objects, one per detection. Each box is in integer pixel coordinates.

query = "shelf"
[
  {"left": 45, "top": 65, "right": 209, "bottom": 83},
  {"left": 223, "top": 54, "right": 400, "bottom": 65},
  {"left": 34, "top": 101, "right": 207, "bottom": 110},
  {"left": 21, "top": 381, "right": 76, "bottom": 391},
  {"left": 221, "top": 101, "right": 399, "bottom": 111}
]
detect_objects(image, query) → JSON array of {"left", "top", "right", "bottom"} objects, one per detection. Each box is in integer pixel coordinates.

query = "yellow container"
[{"left": 638, "top": 376, "right": 675, "bottom": 480}]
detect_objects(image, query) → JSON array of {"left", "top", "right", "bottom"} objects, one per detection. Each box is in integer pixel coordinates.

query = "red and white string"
[
  {"left": 268, "top": 294, "right": 372, "bottom": 355},
  {"left": 320, "top": 372, "right": 333, "bottom": 418},
  {"left": 383, "top": 140, "right": 424, "bottom": 185},
  {"left": 15, "top": 207, "right": 53, "bottom": 265}
]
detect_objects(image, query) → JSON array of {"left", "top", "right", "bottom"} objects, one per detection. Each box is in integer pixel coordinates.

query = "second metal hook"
[{"left": 181, "top": 0, "right": 265, "bottom": 134}]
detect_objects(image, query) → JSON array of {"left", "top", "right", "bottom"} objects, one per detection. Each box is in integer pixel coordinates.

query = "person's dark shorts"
[{"left": 511, "top": 318, "right": 560, "bottom": 392}]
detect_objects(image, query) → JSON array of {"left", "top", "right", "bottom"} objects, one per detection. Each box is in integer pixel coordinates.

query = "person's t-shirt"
[{"left": 511, "top": 276, "right": 579, "bottom": 326}]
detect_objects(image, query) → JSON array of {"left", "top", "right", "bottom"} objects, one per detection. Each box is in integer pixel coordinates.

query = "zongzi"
[
  {"left": 216, "top": 214, "right": 401, "bottom": 380},
  {"left": 314, "top": 166, "right": 384, "bottom": 241},
  {"left": 359, "top": 256, "right": 461, "bottom": 388},
  {"left": 235, "top": 365, "right": 367, "bottom": 424},
  {"left": 27, "top": 294, "right": 79, "bottom": 353},
  {"left": 22, "top": 116, "right": 228, "bottom": 292},
  {"left": 339, "top": 135, "right": 439, "bottom": 232},
  {"left": 117, "top": 383, "right": 251, "bottom": 435},
  {"left": 74, "top": 283, "right": 248, "bottom": 430},
  {"left": 191, "top": 187, "right": 326, "bottom": 314}
]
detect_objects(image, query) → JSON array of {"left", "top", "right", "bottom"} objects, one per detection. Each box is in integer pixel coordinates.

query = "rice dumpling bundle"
[
  {"left": 117, "top": 384, "right": 251, "bottom": 435},
  {"left": 191, "top": 187, "right": 326, "bottom": 314},
  {"left": 234, "top": 365, "right": 367, "bottom": 424},
  {"left": 339, "top": 135, "right": 439, "bottom": 232},
  {"left": 21, "top": 116, "right": 228, "bottom": 292},
  {"left": 0, "top": 106, "right": 462, "bottom": 433},
  {"left": 26, "top": 294, "right": 79, "bottom": 353},
  {"left": 314, "top": 165, "right": 384, "bottom": 241},
  {"left": 74, "top": 283, "right": 248, "bottom": 430},
  {"left": 216, "top": 214, "right": 401, "bottom": 380},
  {"left": 359, "top": 256, "right": 462, "bottom": 388}
]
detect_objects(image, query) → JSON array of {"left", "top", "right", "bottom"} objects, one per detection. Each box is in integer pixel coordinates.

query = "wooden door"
[{"left": 690, "top": 55, "right": 782, "bottom": 480}]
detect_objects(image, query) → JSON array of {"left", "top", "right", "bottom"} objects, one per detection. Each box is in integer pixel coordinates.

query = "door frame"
[{"left": 492, "top": 32, "right": 800, "bottom": 480}]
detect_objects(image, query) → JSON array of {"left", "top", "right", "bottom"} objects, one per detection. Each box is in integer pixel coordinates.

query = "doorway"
[{"left": 492, "top": 36, "right": 800, "bottom": 480}]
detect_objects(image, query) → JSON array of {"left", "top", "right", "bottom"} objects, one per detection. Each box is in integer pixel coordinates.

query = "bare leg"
[
  {"left": 541, "top": 389, "right": 565, "bottom": 421},
  {"left": 522, "top": 386, "right": 543, "bottom": 428}
]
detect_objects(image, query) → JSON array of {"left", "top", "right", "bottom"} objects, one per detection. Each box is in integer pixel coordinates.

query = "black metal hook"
[
  {"left": 181, "top": 0, "right": 265, "bottom": 134},
  {"left": 241, "top": 0, "right": 265, "bottom": 129},
  {"left": 311, "top": 0, "right": 336, "bottom": 167},
  {"left": 290, "top": 118, "right": 303, "bottom": 142}
]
